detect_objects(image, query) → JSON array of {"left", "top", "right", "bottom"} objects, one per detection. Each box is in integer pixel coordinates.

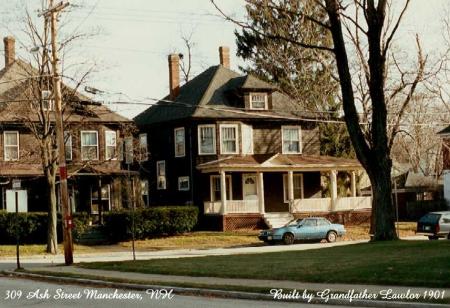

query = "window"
[
  {"left": 210, "top": 175, "right": 232, "bottom": 201},
  {"left": 64, "top": 131, "right": 72, "bottom": 161},
  {"left": 81, "top": 131, "right": 98, "bottom": 160},
  {"left": 139, "top": 133, "right": 148, "bottom": 161},
  {"left": 250, "top": 93, "right": 268, "bottom": 110},
  {"left": 282, "top": 126, "right": 302, "bottom": 154},
  {"left": 91, "top": 184, "right": 111, "bottom": 214},
  {"left": 4, "top": 131, "right": 19, "bottom": 161},
  {"left": 178, "top": 176, "right": 190, "bottom": 191},
  {"left": 124, "top": 136, "right": 133, "bottom": 164},
  {"left": 220, "top": 124, "right": 239, "bottom": 154},
  {"left": 41, "top": 90, "right": 54, "bottom": 111},
  {"left": 105, "top": 131, "right": 117, "bottom": 160},
  {"left": 141, "top": 179, "right": 149, "bottom": 206},
  {"left": 283, "top": 173, "right": 304, "bottom": 202},
  {"left": 174, "top": 127, "right": 185, "bottom": 157},
  {"left": 198, "top": 125, "right": 216, "bottom": 155},
  {"left": 156, "top": 161, "right": 166, "bottom": 190},
  {"left": 241, "top": 124, "right": 253, "bottom": 154}
]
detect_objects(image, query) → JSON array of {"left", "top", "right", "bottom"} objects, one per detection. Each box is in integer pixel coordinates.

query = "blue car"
[{"left": 258, "top": 217, "right": 346, "bottom": 245}]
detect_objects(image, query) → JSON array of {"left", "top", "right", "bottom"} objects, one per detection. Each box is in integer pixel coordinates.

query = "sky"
[{"left": 0, "top": 0, "right": 448, "bottom": 119}]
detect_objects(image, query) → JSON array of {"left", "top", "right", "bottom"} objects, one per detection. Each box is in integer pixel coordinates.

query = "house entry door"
[{"left": 243, "top": 174, "right": 257, "bottom": 200}]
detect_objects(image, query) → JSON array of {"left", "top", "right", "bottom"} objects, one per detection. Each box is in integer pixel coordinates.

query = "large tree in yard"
[{"left": 213, "top": 0, "right": 430, "bottom": 240}]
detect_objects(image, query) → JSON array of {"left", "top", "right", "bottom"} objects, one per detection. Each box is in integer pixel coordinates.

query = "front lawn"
[{"left": 80, "top": 240, "right": 450, "bottom": 288}]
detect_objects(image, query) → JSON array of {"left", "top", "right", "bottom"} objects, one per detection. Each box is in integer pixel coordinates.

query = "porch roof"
[{"left": 197, "top": 153, "right": 363, "bottom": 173}]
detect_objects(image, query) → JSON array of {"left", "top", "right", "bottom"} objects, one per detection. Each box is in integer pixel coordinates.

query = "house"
[
  {"left": 0, "top": 36, "right": 136, "bottom": 221},
  {"left": 437, "top": 127, "right": 450, "bottom": 205},
  {"left": 135, "top": 46, "right": 372, "bottom": 230}
]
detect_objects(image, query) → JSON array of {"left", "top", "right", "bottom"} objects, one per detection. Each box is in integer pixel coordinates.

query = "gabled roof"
[
  {"left": 0, "top": 59, "right": 131, "bottom": 123},
  {"left": 437, "top": 126, "right": 450, "bottom": 135},
  {"left": 134, "top": 65, "right": 312, "bottom": 125}
]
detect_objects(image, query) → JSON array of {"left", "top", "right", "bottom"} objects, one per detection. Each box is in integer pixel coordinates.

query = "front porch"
[{"left": 198, "top": 154, "right": 372, "bottom": 224}]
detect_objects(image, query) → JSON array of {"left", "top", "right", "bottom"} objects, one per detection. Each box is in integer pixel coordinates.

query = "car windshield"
[
  {"left": 419, "top": 213, "right": 441, "bottom": 224},
  {"left": 285, "top": 218, "right": 303, "bottom": 227}
]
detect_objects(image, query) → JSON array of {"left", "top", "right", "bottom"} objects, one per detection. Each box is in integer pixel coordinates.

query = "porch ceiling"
[{"left": 197, "top": 153, "right": 363, "bottom": 173}]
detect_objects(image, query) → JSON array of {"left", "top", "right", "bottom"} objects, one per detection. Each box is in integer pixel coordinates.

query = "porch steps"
[
  {"left": 263, "top": 212, "right": 295, "bottom": 229},
  {"left": 75, "top": 226, "right": 109, "bottom": 245}
]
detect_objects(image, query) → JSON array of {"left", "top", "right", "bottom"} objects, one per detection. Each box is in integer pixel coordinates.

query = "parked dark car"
[
  {"left": 258, "top": 217, "right": 346, "bottom": 245},
  {"left": 416, "top": 211, "right": 450, "bottom": 240}
]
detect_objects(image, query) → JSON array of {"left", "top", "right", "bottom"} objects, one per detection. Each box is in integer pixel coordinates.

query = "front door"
[{"left": 243, "top": 174, "right": 258, "bottom": 201}]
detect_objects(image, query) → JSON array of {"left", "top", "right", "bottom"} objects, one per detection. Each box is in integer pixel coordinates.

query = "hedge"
[
  {"left": 0, "top": 211, "right": 91, "bottom": 244},
  {"left": 405, "top": 200, "right": 449, "bottom": 220},
  {"left": 103, "top": 206, "right": 199, "bottom": 242}
]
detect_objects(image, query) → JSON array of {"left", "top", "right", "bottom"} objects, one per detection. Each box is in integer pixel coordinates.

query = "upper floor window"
[
  {"left": 139, "top": 133, "right": 148, "bottom": 161},
  {"left": 156, "top": 160, "right": 166, "bottom": 190},
  {"left": 105, "top": 131, "right": 117, "bottom": 160},
  {"left": 64, "top": 131, "right": 72, "bottom": 161},
  {"left": 198, "top": 125, "right": 216, "bottom": 155},
  {"left": 282, "top": 126, "right": 302, "bottom": 154},
  {"left": 174, "top": 127, "right": 185, "bottom": 157},
  {"left": 220, "top": 124, "right": 239, "bottom": 154},
  {"left": 41, "top": 90, "right": 54, "bottom": 111},
  {"left": 250, "top": 93, "right": 268, "bottom": 110},
  {"left": 4, "top": 131, "right": 19, "bottom": 161},
  {"left": 81, "top": 131, "right": 98, "bottom": 160}
]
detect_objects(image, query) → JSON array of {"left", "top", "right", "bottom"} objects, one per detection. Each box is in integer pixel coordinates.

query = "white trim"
[
  {"left": 219, "top": 124, "right": 239, "bottom": 154},
  {"left": 198, "top": 124, "right": 216, "bottom": 155},
  {"left": 156, "top": 160, "right": 166, "bottom": 190},
  {"left": 210, "top": 174, "right": 232, "bottom": 201},
  {"left": 64, "top": 131, "right": 73, "bottom": 161},
  {"left": 249, "top": 92, "right": 268, "bottom": 110},
  {"left": 178, "top": 176, "right": 190, "bottom": 191},
  {"left": 283, "top": 173, "right": 304, "bottom": 203},
  {"left": 80, "top": 130, "right": 99, "bottom": 161},
  {"left": 174, "top": 127, "right": 186, "bottom": 157},
  {"left": 105, "top": 130, "right": 117, "bottom": 160},
  {"left": 281, "top": 126, "right": 302, "bottom": 154},
  {"left": 3, "top": 131, "right": 19, "bottom": 161}
]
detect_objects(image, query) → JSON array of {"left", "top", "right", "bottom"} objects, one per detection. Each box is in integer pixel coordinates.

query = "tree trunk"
[{"left": 46, "top": 177, "right": 58, "bottom": 254}]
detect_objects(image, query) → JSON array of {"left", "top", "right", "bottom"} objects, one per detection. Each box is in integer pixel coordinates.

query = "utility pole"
[{"left": 40, "top": 0, "right": 73, "bottom": 265}]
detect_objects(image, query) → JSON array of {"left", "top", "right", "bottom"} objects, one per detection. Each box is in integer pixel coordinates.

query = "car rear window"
[{"left": 419, "top": 213, "right": 441, "bottom": 224}]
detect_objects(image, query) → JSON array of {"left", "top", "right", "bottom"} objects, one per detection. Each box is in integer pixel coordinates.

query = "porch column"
[
  {"left": 330, "top": 170, "right": 338, "bottom": 211},
  {"left": 220, "top": 170, "right": 227, "bottom": 215},
  {"left": 287, "top": 171, "right": 294, "bottom": 213},
  {"left": 351, "top": 171, "right": 357, "bottom": 197},
  {"left": 257, "top": 172, "right": 265, "bottom": 214}
]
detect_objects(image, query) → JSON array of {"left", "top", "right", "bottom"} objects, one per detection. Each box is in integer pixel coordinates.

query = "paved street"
[{"left": 0, "top": 277, "right": 351, "bottom": 308}]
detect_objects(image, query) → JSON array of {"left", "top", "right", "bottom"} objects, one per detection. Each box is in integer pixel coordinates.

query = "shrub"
[
  {"left": 103, "top": 206, "right": 198, "bottom": 242},
  {"left": 0, "top": 211, "right": 92, "bottom": 244}
]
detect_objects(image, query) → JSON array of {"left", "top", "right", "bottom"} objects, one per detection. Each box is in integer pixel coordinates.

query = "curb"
[{"left": 2, "top": 270, "right": 448, "bottom": 308}]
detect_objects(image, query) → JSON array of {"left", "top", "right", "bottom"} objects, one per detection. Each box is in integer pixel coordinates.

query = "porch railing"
[
  {"left": 204, "top": 200, "right": 259, "bottom": 214},
  {"left": 334, "top": 196, "right": 372, "bottom": 211},
  {"left": 292, "top": 198, "right": 331, "bottom": 212}
]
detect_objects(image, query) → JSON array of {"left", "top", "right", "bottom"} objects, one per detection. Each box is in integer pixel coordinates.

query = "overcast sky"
[{"left": 0, "top": 0, "right": 448, "bottom": 119}]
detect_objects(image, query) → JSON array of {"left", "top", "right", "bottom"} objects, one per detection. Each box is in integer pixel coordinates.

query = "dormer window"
[
  {"left": 41, "top": 90, "right": 54, "bottom": 111},
  {"left": 250, "top": 93, "right": 268, "bottom": 110}
]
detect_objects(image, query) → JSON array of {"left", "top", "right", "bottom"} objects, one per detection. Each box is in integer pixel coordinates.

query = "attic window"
[
  {"left": 250, "top": 93, "right": 268, "bottom": 110},
  {"left": 41, "top": 90, "right": 54, "bottom": 111}
]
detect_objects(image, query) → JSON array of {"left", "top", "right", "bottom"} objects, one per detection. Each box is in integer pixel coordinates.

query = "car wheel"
[
  {"left": 428, "top": 235, "right": 439, "bottom": 240},
  {"left": 447, "top": 234, "right": 450, "bottom": 240},
  {"left": 326, "top": 231, "right": 337, "bottom": 243},
  {"left": 282, "top": 233, "right": 294, "bottom": 245}
]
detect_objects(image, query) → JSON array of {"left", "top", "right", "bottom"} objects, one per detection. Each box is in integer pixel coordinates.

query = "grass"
[
  {"left": 80, "top": 240, "right": 450, "bottom": 288},
  {"left": 0, "top": 222, "right": 417, "bottom": 257}
]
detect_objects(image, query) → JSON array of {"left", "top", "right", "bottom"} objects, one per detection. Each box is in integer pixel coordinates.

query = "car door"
[
  {"left": 440, "top": 214, "right": 450, "bottom": 235},
  {"left": 296, "top": 219, "right": 317, "bottom": 240},
  {"left": 316, "top": 218, "right": 331, "bottom": 238}
]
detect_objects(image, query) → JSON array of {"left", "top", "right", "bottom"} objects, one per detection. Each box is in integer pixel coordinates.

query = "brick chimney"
[
  {"left": 3, "top": 36, "right": 15, "bottom": 68},
  {"left": 168, "top": 54, "right": 180, "bottom": 100},
  {"left": 219, "top": 46, "right": 230, "bottom": 69}
]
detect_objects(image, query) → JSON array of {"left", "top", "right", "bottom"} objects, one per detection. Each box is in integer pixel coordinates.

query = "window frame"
[
  {"left": 282, "top": 173, "right": 304, "bottom": 203},
  {"left": 178, "top": 176, "right": 190, "bottom": 191},
  {"left": 80, "top": 130, "right": 99, "bottom": 161},
  {"left": 281, "top": 126, "right": 302, "bottom": 154},
  {"left": 219, "top": 124, "right": 239, "bottom": 154},
  {"left": 198, "top": 124, "right": 216, "bottom": 155},
  {"left": 3, "top": 131, "right": 19, "bottom": 161},
  {"left": 64, "top": 131, "right": 72, "bottom": 161},
  {"left": 249, "top": 92, "right": 268, "bottom": 110},
  {"left": 41, "top": 90, "right": 54, "bottom": 111},
  {"left": 210, "top": 175, "right": 233, "bottom": 202},
  {"left": 105, "top": 130, "right": 117, "bottom": 161},
  {"left": 139, "top": 133, "right": 148, "bottom": 161},
  {"left": 174, "top": 127, "right": 186, "bottom": 158},
  {"left": 156, "top": 160, "right": 166, "bottom": 190}
]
